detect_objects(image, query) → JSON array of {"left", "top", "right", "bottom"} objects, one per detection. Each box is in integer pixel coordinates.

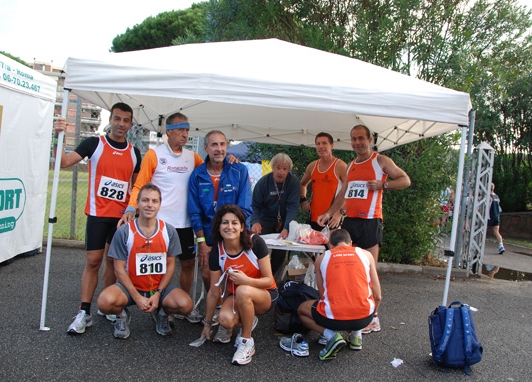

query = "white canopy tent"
[
  {"left": 63, "top": 38, "right": 470, "bottom": 151},
  {"left": 0, "top": 53, "right": 56, "bottom": 263},
  {"left": 41, "top": 38, "right": 472, "bottom": 329}
]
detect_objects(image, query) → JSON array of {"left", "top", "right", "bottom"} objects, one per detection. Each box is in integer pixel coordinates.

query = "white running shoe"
[
  {"left": 152, "top": 310, "right": 172, "bottom": 336},
  {"left": 113, "top": 308, "right": 131, "bottom": 339},
  {"left": 279, "top": 333, "right": 309, "bottom": 357},
  {"left": 67, "top": 310, "right": 93, "bottom": 334},
  {"left": 174, "top": 307, "right": 202, "bottom": 324},
  {"left": 97, "top": 309, "right": 117, "bottom": 323},
  {"left": 232, "top": 337, "right": 256, "bottom": 365},
  {"left": 213, "top": 325, "right": 232, "bottom": 344},
  {"left": 234, "top": 316, "right": 259, "bottom": 348},
  {"left": 362, "top": 316, "right": 381, "bottom": 334}
]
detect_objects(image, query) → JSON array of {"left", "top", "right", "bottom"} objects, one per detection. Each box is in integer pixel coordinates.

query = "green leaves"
[{"left": 110, "top": 4, "right": 208, "bottom": 52}]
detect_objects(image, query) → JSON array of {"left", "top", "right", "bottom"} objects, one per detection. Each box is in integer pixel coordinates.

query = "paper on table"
[{"left": 263, "top": 238, "right": 301, "bottom": 246}]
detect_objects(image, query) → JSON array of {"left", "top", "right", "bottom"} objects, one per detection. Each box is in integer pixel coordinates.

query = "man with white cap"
[{"left": 119, "top": 112, "right": 203, "bottom": 323}]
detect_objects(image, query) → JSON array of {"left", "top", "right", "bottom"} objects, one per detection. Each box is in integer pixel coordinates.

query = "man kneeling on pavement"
[
  {"left": 280, "top": 229, "right": 381, "bottom": 360},
  {"left": 98, "top": 183, "right": 193, "bottom": 339}
]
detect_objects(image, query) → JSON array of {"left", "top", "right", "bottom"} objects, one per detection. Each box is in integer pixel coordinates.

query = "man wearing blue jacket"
[{"left": 188, "top": 130, "right": 252, "bottom": 292}]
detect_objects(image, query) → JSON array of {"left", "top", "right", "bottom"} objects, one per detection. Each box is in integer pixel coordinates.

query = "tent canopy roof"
[{"left": 64, "top": 38, "right": 471, "bottom": 151}]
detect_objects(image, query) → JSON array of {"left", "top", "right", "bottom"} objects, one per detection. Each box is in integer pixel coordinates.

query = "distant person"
[
  {"left": 438, "top": 186, "right": 454, "bottom": 227},
  {"left": 250, "top": 153, "right": 300, "bottom": 283},
  {"left": 485, "top": 264, "right": 500, "bottom": 278},
  {"left": 200, "top": 204, "right": 277, "bottom": 366},
  {"left": 300, "top": 132, "right": 348, "bottom": 231},
  {"left": 118, "top": 112, "right": 203, "bottom": 324},
  {"left": 97, "top": 183, "right": 193, "bottom": 339},
  {"left": 317, "top": 124, "right": 410, "bottom": 335},
  {"left": 488, "top": 183, "right": 505, "bottom": 254},
  {"left": 286, "top": 229, "right": 381, "bottom": 360},
  {"left": 54, "top": 102, "right": 142, "bottom": 334}
]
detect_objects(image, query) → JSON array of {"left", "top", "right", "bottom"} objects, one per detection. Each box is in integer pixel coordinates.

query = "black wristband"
[{"left": 300, "top": 196, "right": 307, "bottom": 203}]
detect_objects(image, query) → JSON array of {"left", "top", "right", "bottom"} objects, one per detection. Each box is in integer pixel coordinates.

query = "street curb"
[
  {"left": 43, "top": 238, "right": 470, "bottom": 278},
  {"left": 42, "top": 238, "right": 85, "bottom": 249},
  {"left": 377, "top": 263, "right": 468, "bottom": 278}
]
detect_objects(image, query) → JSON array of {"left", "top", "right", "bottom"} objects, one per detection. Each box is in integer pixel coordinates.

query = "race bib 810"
[{"left": 135, "top": 252, "right": 166, "bottom": 276}]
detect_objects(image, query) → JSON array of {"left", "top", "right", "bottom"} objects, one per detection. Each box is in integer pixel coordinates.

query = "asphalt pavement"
[{"left": 1, "top": 241, "right": 531, "bottom": 381}]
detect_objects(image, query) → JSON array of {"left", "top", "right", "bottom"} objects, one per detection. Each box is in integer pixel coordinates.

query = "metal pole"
[
  {"left": 40, "top": 88, "right": 69, "bottom": 331},
  {"left": 442, "top": 121, "right": 470, "bottom": 307}
]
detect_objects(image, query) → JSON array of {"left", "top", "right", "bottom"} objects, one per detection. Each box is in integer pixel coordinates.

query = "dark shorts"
[
  {"left": 268, "top": 288, "right": 279, "bottom": 311},
  {"left": 116, "top": 282, "right": 177, "bottom": 306},
  {"left": 487, "top": 219, "right": 500, "bottom": 227},
  {"left": 311, "top": 301, "right": 374, "bottom": 331},
  {"left": 85, "top": 215, "right": 120, "bottom": 251},
  {"left": 227, "top": 288, "right": 279, "bottom": 313},
  {"left": 176, "top": 227, "right": 196, "bottom": 261},
  {"left": 342, "top": 217, "right": 382, "bottom": 249},
  {"left": 309, "top": 221, "right": 330, "bottom": 232}
]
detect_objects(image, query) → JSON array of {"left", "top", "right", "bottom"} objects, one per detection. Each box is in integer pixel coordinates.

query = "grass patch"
[
  {"left": 45, "top": 169, "right": 88, "bottom": 241},
  {"left": 505, "top": 238, "right": 532, "bottom": 249}
]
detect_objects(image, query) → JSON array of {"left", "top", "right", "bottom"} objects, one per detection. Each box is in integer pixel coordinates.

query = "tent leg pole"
[
  {"left": 40, "top": 89, "right": 70, "bottom": 331},
  {"left": 442, "top": 120, "right": 471, "bottom": 307}
]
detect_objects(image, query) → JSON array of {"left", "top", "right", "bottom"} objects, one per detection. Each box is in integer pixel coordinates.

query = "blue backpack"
[
  {"left": 274, "top": 281, "right": 319, "bottom": 334},
  {"left": 429, "top": 301, "right": 483, "bottom": 375}
]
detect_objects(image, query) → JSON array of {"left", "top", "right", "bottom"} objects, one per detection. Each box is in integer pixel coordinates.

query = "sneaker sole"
[
  {"left": 114, "top": 310, "right": 131, "bottom": 339},
  {"left": 213, "top": 337, "right": 231, "bottom": 344},
  {"left": 232, "top": 350, "right": 256, "bottom": 365},
  {"left": 156, "top": 329, "right": 172, "bottom": 336},
  {"left": 185, "top": 316, "right": 202, "bottom": 324},
  {"left": 349, "top": 344, "right": 362, "bottom": 351},
  {"left": 279, "top": 343, "right": 309, "bottom": 357},
  {"left": 362, "top": 327, "right": 381, "bottom": 334},
  {"left": 67, "top": 328, "right": 86, "bottom": 335},
  {"left": 97, "top": 310, "right": 117, "bottom": 323},
  {"left": 67, "top": 321, "right": 93, "bottom": 335},
  {"left": 319, "top": 340, "right": 346, "bottom": 360}
]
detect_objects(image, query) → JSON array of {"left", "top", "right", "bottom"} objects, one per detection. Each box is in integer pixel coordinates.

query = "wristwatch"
[
  {"left": 383, "top": 182, "right": 389, "bottom": 189},
  {"left": 156, "top": 289, "right": 164, "bottom": 296}
]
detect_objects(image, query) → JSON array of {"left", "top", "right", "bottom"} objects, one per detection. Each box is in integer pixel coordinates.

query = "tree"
[
  {"left": 110, "top": 0, "right": 532, "bottom": 261},
  {"left": 198, "top": 0, "right": 532, "bottom": 263},
  {"left": 0, "top": 51, "right": 30, "bottom": 67},
  {"left": 110, "top": 3, "right": 208, "bottom": 52}
]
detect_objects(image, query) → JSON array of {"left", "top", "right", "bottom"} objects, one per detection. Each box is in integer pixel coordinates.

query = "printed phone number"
[{"left": 2, "top": 73, "right": 40, "bottom": 92}]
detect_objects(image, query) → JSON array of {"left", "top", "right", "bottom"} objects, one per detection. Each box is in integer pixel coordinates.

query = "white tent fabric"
[
  {"left": 0, "top": 53, "right": 56, "bottom": 263},
  {"left": 63, "top": 38, "right": 471, "bottom": 151}
]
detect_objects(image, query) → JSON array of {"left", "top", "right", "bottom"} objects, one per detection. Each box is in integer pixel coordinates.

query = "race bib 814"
[{"left": 345, "top": 181, "right": 368, "bottom": 199}]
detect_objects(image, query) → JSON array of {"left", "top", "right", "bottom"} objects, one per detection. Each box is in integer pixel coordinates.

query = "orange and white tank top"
[
  {"left": 317, "top": 245, "right": 375, "bottom": 320},
  {"left": 217, "top": 239, "right": 276, "bottom": 292},
  {"left": 344, "top": 152, "right": 387, "bottom": 219},
  {"left": 86, "top": 136, "right": 137, "bottom": 218},
  {"left": 309, "top": 158, "right": 342, "bottom": 222},
  {"left": 125, "top": 219, "right": 170, "bottom": 291}
]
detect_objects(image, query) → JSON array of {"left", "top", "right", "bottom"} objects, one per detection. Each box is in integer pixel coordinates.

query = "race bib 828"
[{"left": 97, "top": 176, "right": 128, "bottom": 202}]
